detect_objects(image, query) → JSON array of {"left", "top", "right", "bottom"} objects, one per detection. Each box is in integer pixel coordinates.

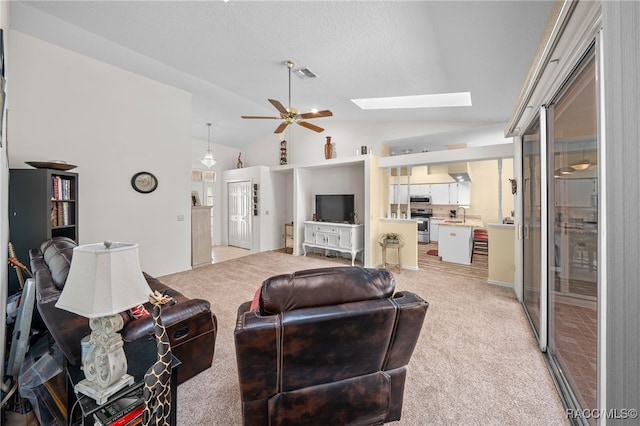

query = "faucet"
[{"left": 456, "top": 206, "right": 466, "bottom": 223}]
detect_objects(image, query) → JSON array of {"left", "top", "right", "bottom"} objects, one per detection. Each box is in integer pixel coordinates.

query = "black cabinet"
[{"left": 8, "top": 168, "right": 78, "bottom": 295}]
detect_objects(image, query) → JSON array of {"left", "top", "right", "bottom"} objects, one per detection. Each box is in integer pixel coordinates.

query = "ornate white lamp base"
[
  {"left": 78, "top": 314, "right": 132, "bottom": 405},
  {"left": 75, "top": 373, "right": 134, "bottom": 405}
]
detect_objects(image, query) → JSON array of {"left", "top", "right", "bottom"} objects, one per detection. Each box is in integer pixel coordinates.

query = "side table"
[
  {"left": 380, "top": 242, "right": 404, "bottom": 273},
  {"left": 67, "top": 336, "right": 181, "bottom": 425}
]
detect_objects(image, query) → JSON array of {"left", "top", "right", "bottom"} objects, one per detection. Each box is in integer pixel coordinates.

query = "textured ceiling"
[{"left": 10, "top": 1, "right": 555, "bottom": 150}]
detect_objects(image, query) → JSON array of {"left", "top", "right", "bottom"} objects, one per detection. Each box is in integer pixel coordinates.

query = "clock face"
[{"left": 131, "top": 172, "right": 158, "bottom": 194}]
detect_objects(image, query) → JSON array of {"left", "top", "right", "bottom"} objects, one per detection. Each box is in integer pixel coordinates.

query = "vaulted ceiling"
[{"left": 10, "top": 1, "right": 555, "bottom": 152}]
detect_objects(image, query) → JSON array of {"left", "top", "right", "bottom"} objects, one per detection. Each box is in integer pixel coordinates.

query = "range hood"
[{"left": 448, "top": 162, "right": 471, "bottom": 181}]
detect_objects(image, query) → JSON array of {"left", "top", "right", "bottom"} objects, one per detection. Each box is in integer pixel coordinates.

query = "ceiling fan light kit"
[
  {"left": 201, "top": 123, "right": 217, "bottom": 168},
  {"left": 242, "top": 60, "right": 333, "bottom": 134}
]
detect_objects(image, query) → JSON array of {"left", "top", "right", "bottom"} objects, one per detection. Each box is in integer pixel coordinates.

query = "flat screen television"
[{"left": 315, "top": 194, "right": 355, "bottom": 223}]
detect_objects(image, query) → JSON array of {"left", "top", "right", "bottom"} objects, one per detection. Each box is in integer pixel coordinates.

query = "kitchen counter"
[
  {"left": 381, "top": 218, "right": 418, "bottom": 223},
  {"left": 438, "top": 217, "right": 483, "bottom": 265},
  {"left": 439, "top": 218, "right": 484, "bottom": 228}
]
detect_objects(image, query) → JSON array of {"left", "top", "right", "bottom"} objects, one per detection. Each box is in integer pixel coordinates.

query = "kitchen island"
[{"left": 438, "top": 218, "right": 484, "bottom": 265}]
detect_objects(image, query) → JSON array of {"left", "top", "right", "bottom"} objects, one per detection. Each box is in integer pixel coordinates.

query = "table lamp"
[{"left": 56, "top": 241, "right": 152, "bottom": 404}]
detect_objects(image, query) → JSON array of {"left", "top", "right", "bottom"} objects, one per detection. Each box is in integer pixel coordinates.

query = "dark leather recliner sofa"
[
  {"left": 30, "top": 236, "right": 217, "bottom": 385},
  {"left": 234, "top": 266, "right": 428, "bottom": 425}
]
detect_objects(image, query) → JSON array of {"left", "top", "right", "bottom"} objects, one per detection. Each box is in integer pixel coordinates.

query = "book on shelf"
[
  {"left": 50, "top": 201, "right": 72, "bottom": 227},
  {"left": 51, "top": 176, "right": 72, "bottom": 201},
  {"left": 92, "top": 387, "right": 144, "bottom": 426}
]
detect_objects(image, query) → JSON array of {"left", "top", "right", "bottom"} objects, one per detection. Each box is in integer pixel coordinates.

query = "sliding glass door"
[
  {"left": 522, "top": 120, "right": 544, "bottom": 346},
  {"left": 547, "top": 46, "right": 598, "bottom": 417},
  {"left": 522, "top": 44, "right": 598, "bottom": 422}
]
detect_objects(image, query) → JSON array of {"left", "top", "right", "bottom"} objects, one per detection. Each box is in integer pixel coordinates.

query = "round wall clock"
[{"left": 131, "top": 171, "right": 158, "bottom": 194}]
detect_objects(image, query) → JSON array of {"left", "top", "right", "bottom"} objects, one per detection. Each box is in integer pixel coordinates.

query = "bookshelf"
[{"left": 8, "top": 168, "right": 79, "bottom": 295}]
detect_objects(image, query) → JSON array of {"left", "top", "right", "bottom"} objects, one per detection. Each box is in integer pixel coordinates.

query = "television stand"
[{"left": 302, "top": 221, "right": 364, "bottom": 266}]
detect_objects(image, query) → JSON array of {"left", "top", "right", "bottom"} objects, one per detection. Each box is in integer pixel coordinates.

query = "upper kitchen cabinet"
[
  {"left": 449, "top": 182, "right": 471, "bottom": 205},
  {"left": 389, "top": 184, "right": 409, "bottom": 204},
  {"left": 408, "top": 184, "right": 430, "bottom": 196},
  {"left": 430, "top": 184, "right": 450, "bottom": 204},
  {"left": 555, "top": 178, "right": 597, "bottom": 207}
]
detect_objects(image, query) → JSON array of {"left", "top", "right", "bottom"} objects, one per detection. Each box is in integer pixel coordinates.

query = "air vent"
[{"left": 293, "top": 67, "right": 318, "bottom": 79}]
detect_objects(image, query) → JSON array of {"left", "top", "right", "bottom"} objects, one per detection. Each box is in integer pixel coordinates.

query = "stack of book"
[
  {"left": 50, "top": 202, "right": 70, "bottom": 227},
  {"left": 51, "top": 176, "right": 72, "bottom": 201},
  {"left": 93, "top": 387, "right": 144, "bottom": 426}
]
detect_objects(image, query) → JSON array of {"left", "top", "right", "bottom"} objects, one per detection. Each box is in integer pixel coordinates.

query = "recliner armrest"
[{"left": 122, "top": 298, "right": 212, "bottom": 341}]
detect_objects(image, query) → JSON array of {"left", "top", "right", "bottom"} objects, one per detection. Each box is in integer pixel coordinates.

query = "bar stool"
[{"left": 472, "top": 228, "right": 489, "bottom": 256}]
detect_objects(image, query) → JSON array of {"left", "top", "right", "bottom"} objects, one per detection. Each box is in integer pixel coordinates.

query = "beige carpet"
[{"left": 159, "top": 251, "right": 568, "bottom": 425}]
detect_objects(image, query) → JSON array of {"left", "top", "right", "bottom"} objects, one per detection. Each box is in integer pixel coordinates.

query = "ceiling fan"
[{"left": 242, "top": 60, "right": 333, "bottom": 134}]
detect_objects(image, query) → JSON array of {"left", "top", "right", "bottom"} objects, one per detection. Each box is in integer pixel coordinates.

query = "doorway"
[{"left": 227, "top": 180, "right": 252, "bottom": 249}]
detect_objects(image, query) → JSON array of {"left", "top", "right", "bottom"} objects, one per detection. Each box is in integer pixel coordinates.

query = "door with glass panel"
[
  {"left": 522, "top": 120, "right": 544, "bottom": 347},
  {"left": 547, "top": 46, "right": 598, "bottom": 418}
]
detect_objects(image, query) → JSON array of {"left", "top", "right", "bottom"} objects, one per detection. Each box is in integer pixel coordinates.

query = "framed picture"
[
  {"left": 191, "top": 170, "right": 202, "bottom": 182},
  {"left": 203, "top": 171, "right": 216, "bottom": 182},
  {"left": 191, "top": 191, "right": 201, "bottom": 206}
]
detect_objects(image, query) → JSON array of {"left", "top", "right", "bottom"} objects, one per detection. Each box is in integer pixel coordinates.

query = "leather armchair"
[{"left": 234, "top": 266, "right": 428, "bottom": 425}]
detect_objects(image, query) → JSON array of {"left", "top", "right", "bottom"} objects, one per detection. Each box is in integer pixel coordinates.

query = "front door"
[{"left": 228, "top": 181, "right": 252, "bottom": 249}]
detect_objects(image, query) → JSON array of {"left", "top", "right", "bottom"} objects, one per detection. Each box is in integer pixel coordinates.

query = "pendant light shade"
[
  {"left": 201, "top": 123, "right": 217, "bottom": 168},
  {"left": 570, "top": 159, "right": 591, "bottom": 171}
]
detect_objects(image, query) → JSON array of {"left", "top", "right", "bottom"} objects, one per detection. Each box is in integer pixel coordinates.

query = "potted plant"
[{"left": 380, "top": 232, "right": 403, "bottom": 245}]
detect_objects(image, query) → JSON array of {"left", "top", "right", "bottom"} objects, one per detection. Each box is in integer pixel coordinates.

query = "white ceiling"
[{"left": 10, "top": 1, "right": 555, "bottom": 152}]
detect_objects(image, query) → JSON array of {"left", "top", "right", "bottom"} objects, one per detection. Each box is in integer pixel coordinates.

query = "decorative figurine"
[
  {"left": 280, "top": 140, "right": 287, "bottom": 165},
  {"left": 237, "top": 152, "right": 243, "bottom": 168}
]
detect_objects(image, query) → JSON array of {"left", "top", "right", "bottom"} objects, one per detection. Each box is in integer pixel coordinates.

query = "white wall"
[{"left": 8, "top": 31, "right": 192, "bottom": 276}]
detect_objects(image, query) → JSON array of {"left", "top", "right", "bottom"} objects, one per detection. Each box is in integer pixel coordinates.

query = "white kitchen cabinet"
[
  {"left": 449, "top": 182, "right": 471, "bottom": 205},
  {"left": 430, "top": 184, "right": 450, "bottom": 204},
  {"left": 555, "top": 178, "right": 596, "bottom": 207},
  {"left": 389, "top": 184, "right": 409, "bottom": 204},
  {"left": 409, "top": 184, "right": 430, "bottom": 196},
  {"left": 430, "top": 218, "right": 442, "bottom": 242},
  {"left": 303, "top": 221, "right": 364, "bottom": 265},
  {"left": 439, "top": 224, "right": 473, "bottom": 265}
]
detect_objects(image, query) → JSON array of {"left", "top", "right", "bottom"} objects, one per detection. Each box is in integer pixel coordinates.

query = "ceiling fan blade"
[
  {"left": 241, "top": 115, "right": 280, "bottom": 119},
  {"left": 299, "top": 110, "right": 333, "bottom": 119},
  {"left": 268, "top": 99, "right": 288, "bottom": 114},
  {"left": 298, "top": 121, "right": 324, "bottom": 133},
  {"left": 274, "top": 122, "right": 289, "bottom": 134}
]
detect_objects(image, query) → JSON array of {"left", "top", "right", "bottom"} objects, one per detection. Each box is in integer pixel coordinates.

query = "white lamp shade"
[{"left": 56, "top": 242, "right": 152, "bottom": 318}]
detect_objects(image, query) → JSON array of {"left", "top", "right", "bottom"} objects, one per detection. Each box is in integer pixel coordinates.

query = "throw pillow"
[{"left": 249, "top": 286, "right": 262, "bottom": 312}]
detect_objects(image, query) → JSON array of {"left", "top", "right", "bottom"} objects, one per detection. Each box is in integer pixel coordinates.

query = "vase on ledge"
[{"left": 324, "top": 136, "right": 333, "bottom": 160}]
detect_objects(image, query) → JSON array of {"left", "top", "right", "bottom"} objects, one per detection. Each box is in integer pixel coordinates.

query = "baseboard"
[{"left": 486, "top": 279, "right": 514, "bottom": 288}]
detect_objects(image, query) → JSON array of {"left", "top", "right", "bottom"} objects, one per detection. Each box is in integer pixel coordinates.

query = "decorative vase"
[{"left": 324, "top": 136, "right": 333, "bottom": 159}]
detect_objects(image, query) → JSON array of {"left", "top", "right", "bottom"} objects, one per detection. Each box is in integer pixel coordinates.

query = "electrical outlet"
[{"left": 177, "top": 215, "right": 185, "bottom": 221}]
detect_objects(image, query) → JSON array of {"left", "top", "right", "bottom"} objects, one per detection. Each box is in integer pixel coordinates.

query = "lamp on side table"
[{"left": 55, "top": 241, "right": 152, "bottom": 405}]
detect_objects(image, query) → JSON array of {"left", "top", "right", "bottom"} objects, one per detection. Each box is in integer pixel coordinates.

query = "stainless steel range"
[{"left": 411, "top": 208, "right": 433, "bottom": 243}]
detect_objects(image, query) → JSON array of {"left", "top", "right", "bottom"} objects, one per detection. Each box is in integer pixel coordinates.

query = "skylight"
[{"left": 351, "top": 92, "right": 472, "bottom": 110}]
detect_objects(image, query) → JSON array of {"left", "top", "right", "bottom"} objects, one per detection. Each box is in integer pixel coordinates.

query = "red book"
[{"left": 108, "top": 406, "right": 144, "bottom": 426}]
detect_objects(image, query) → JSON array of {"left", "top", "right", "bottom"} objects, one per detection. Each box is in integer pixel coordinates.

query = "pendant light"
[
  {"left": 570, "top": 144, "right": 591, "bottom": 171},
  {"left": 570, "top": 158, "right": 591, "bottom": 171},
  {"left": 201, "top": 123, "right": 217, "bottom": 168}
]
